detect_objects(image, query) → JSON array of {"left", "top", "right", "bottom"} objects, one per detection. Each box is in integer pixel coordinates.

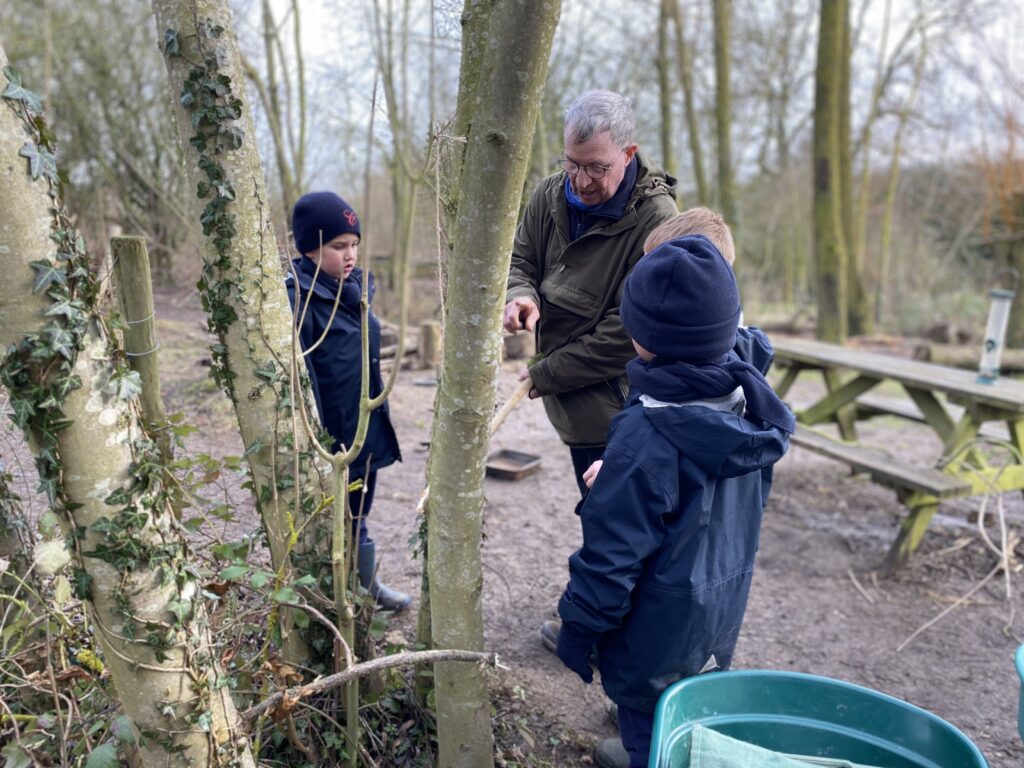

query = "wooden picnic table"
[{"left": 771, "top": 336, "right": 1024, "bottom": 571}]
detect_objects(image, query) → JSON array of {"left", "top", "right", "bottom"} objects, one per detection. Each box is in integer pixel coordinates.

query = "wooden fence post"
[
  {"left": 419, "top": 320, "right": 442, "bottom": 371},
  {"left": 110, "top": 237, "right": 178, "bottom": 511}
]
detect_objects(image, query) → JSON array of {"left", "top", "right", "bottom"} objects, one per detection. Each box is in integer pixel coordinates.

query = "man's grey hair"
[{"left": 564, "top": 90, "right": 636, "bottom": 148}]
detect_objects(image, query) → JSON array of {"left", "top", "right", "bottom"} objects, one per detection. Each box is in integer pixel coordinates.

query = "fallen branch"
[{"left": 243, "top": 649, "right": 496, "bottom": 721}]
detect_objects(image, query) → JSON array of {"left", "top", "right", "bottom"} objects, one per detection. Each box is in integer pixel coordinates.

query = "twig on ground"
[
  {"left": 847, "top": 568, "right": 875, "bottom": 604},
  {"left": 243, "top": 649, "right": 497, "bottom": 721}
]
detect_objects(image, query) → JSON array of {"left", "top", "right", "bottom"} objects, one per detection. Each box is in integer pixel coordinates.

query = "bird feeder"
[{"left": 977, "top": 268, "right": 1019, "bottom": 384}]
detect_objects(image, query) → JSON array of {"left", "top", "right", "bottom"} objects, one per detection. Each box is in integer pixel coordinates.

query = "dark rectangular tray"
[{"left": 485, "top": 449, "right": 542, "bottom": 480}]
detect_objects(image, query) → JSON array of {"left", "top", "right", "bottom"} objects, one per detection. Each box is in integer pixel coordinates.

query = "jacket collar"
[
  {"left": 548, "top": 151, "right": 675, "bottom": 244},
  {"left": 289, "top": 257, "right": 371, "bottom": 307}
]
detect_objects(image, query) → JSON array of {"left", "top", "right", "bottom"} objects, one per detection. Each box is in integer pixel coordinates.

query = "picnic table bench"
[{"left": 771, "top": 337, "right": 1024, "bottom": 571}]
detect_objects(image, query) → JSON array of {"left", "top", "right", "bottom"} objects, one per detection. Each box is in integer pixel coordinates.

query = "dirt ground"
[{"left": 9, "top": 287, "right": 1019, "bottom": 766}]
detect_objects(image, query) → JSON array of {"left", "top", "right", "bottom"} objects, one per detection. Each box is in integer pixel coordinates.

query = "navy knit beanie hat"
[
  {"left": 620, "top": 235, "right": 740, "bottom": 361},
  {"left": 292, "top": 191, "right": 361, "bottom": 255}
]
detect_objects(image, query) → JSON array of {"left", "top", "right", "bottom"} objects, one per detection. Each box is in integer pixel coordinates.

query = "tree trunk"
[
  {"left": 416, "top": 0, "right": 501, "bottom": 654},
  {"left": 813, "top": 0, "right": 848, "bottom": 342},
  {"left": 0, "top": 53, "right": 254, "bottom": 767},
  {"left": 713, "top": 0, "right": 737, "bottom": 234},
  {"left": 428, "top": 1, "right": 560, "bottom": 765},
  {"left": 877, "top": 32, "right": 926, "bottom": 326},
  {"left": 839, "top": 0, "right": 867, "bottom": 335},
  {"left": 854, "top": 0, "right": 891, "bottom": 323},
  {"left": 669, "top": 0, "right": 708, "bottom": 206},
  {"left": 657, "top": 0, "right": 676, "bottom": 188},
  {"left": 151, "top": 0, "right": 332, "bottom": 664},
  {"left": 1007, "top": 192, "right": 1024, "bottom": 348}
]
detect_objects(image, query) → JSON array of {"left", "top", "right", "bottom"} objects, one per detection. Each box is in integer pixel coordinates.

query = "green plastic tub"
[
  {"left": 1016, "top": 644, "right": 1024, "bottom": 741},
  {"left": 649, "top": 670, "right": 987, "bottom": 768}
]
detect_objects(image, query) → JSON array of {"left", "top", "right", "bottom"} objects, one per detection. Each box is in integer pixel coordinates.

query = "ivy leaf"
[
  {"left": 36, "top": 475, "right": 58, "bottom": 504},
  {"left": 44, "top": 298, "right": 84, "bottom": 322},
  {"left": 182, "top": 517, "right": 204, "bottom": 532},
  {"left": 1, "top": 66, "right": 43, "bottom": 113},
  {"left": 30, "top": 260, "right": 67, "bottom": 294},
  {"left": 73, "top": 568, "right": 93, "bottom": 600},
  {"left": 218, "top": 564, "right": 248, "bottom": 581},
  {"left": 166, "top": 598, "right": 192, "bottom": 623},
  {"left": 103, "top": 487, "right": 131, "bottom": 506},
  {"left": 110, "top": 715, "right": 137, "bottom": 746},
  {"left": 45, "top": 323, "right": 76, "bottom": 361},
  {"left": 291, "top": 574, "right": 316, "bottom": 588},
  {"left": 106, "top": 369, "right": 142, "bottom": 401},
  {"left": 1, "top": 742, "right": 34, "bottom": 768},
  {"left": 250, "top": 570, "right": 272, "bottom": 589},
  {"left": 269, "top": 587, "right": 298, "bottom": 604},
  {"left": 163, "top": 29, "right": 181, "bottom": 56},
  {"left": 19, "top": 141, "right": 57, "bottom": 181},
  {"left": 9, "top": 397, "right": 35, "bottom": 428},
  {"left": 84, "top": 742, "right": 119, "bottom": 768},
  {"left": 220, "top": 125, "right": 244, "bottom": 150},
  {"left": 196, "top": 710, "right": 213, "bottom": 733}
]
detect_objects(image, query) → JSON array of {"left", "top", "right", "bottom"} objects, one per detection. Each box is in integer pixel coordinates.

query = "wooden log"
[
  {"left": 418, "top": 320, "right": 442, "bottom": 370},
  {"left": 912, "top": 342, "right": 1024, "bottom": 372}
]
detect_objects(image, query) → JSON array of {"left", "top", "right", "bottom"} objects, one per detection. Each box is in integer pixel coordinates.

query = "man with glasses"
[
  {"left": 504, "top": 89, "right": 677, "bottom": 494},
  {"left": 502, "top": 91, "right": 677, "bottom": 683}
]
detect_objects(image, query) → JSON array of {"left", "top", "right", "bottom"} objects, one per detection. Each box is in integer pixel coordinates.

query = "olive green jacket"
[{"left": 507, "top": 153, "right": 678, "bottom": 445}]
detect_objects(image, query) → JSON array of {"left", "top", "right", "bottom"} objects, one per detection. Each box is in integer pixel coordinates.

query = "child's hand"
[
  {"left": 556, "top": 623, "right": 595, "bottom": 684},
  {"left": 582, "top": 459, "right": 603, "bottom": 489}
]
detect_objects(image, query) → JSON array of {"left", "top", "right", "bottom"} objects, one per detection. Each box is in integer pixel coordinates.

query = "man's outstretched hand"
[{"left": 503, "top": 297, "right": 540, "bottom": 334}]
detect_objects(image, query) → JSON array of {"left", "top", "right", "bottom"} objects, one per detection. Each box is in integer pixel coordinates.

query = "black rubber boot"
[
  {"left": 540, "top": 619, "right": 561, "bottom": 654},
  {"left": 595, "top": 737, "right": 629, "bottom": 768},
  {"left": 357, "top": 539, "right": 411, "bottom": 612}
]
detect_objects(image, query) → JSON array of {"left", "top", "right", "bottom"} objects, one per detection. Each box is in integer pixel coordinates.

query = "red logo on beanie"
[{"left": 344, "top": 209, "right": 358, "bottom": 227}]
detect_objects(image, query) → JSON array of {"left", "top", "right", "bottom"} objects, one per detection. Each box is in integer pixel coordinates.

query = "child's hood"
[{"left": 640, "top": 403, "right": 789, "bottom": 478}]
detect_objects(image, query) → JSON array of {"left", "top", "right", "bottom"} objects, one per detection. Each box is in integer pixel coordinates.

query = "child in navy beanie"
[
  {"left": 291, "top": 191, "right": 361, "bottom": 257},
  {"left": 286, "top": 191, "right": 411, "bottom": 612},
  {"left": 555, "top": 235, "right": 794, "bottom": 767}
]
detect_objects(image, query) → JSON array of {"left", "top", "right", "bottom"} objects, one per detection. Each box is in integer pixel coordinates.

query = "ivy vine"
[{"left": 163, "top": 21, "right": 244, "bottom": 395}]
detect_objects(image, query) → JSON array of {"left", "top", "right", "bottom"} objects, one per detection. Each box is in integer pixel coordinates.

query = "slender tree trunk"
[
  {"left": 713, "top": 0, "right": 737, "bottom": 233},
  {"left": 813, "top": 0, "right": 848, "bottom": 341},
  {"left": 657, "top": 0, "right": 676, "bottom": 187},
  {"left": 668, "top": 0, "right": 708, "bottom": 206},
  {"left": 839, "top": 0, "right": 867, "bottom": 335},
  {"left": 416, "top": 0, "right": 501, "bottom": 654},
  {"left": 877, "top": 33, "right": 926, "bottom": 326},
  {"left": 151, "top": 0, "right": 333, "bottom": 664},
  {"left": 428, "top": 2, "right": 560, "bottom": 765},
  {"left": 261, "top": 0, "right": 297, "bottom": 215},
  {"left": 1008, "top": 192, "right": 1024, "bottom": 347},
  {"left": 854, "top": 0, "right": 891, "bottom": 320},
  {"left": 0, "top": 53, "right": 254, "bottom": 767}
]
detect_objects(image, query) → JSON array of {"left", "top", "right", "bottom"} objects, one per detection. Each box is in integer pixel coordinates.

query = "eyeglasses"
[{"left": 559, "top": 158, "right": 613, "bottom": 180}]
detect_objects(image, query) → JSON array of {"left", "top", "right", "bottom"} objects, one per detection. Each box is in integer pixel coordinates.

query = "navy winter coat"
[
  {"left": 558, "top": 399, "right": 789, "bottom": 712},
  {"left": 285, "top": 257, "right": 400, "bottom": 477}
]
